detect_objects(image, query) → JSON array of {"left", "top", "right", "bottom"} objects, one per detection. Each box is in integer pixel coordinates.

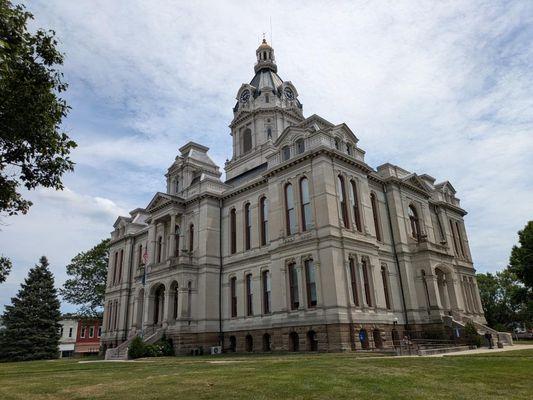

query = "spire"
[{"left": 255, "top": 38, "right": 277, "bottom": 73}]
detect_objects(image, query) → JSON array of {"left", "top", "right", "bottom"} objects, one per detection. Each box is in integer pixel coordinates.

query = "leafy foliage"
[
  {"left": 0, "top": 255, "right": 12, "bottom": 282},
  {"left": 463, "top": 321, "right": 482, "bottom": 348},
  {"left": 0, "top": 0, "right": 76, "bottom": 216},
  {"left": 60, "top": 239, "right": 110, "bottom": 317},
  {"left": 0, "top": 256, "right": 61, "bottom": 361},
  {"left": 509, "top": 221, "right": 533, "bottom": 290},
  {"left": 127, "top": 336, "right": 174, "bottom": 359}
]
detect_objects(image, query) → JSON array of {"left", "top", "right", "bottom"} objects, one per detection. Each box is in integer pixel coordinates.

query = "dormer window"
[{"left": 296, "top": 139, "right": 305, "bottom": 154}]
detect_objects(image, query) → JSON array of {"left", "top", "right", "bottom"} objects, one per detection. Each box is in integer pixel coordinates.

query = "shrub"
[
  {"left": 128, "top": 336, "right": 147, "bottom": 359},
  {"left": 464, "top": 322, "right": 483, "bottom": 347},
  {"left": 127, "top": 335, "right": 174, "bottom": 359}
]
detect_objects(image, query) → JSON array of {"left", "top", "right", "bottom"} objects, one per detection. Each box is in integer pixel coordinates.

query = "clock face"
[
  {"left": 284, "top": 87, "right": 294, "bottom": 100},
  {"left": 240, "top": 90, "right": 250, "bottom": 102}
]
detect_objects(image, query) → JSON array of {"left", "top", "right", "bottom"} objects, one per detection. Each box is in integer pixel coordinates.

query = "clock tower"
[{"left": 225, "top": 38, "right": 305, "bottom": 181}]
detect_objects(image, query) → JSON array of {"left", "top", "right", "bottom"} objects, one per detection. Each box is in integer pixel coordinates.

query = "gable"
[
  {"left": 402, "top": 174, "right": 432, "bottom": 194},
  {"left": 297, "top": 114, "right": 335, "bottom": 131},
  {"left": 145, "top": 192, "right": 174, "bottom": 212}
]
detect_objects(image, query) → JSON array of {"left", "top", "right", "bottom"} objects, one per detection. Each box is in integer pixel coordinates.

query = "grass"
[{"left": 0, "top": 349, "right": 532, "bottom": 399}]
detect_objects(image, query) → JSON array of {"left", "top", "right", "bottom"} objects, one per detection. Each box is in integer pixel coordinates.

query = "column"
[
  {"left": 169, "top": 214, "right": 177, "bottom": 258},
  {"left": 473, "top": 279, "right": 484, "bottom": 314},
  {"left": 148, "top": 225, "right": 156, "bottom": 265}
]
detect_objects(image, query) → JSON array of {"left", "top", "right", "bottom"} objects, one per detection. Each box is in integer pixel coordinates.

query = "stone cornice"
[{"left": 432, "top": 200, "right": 468, "bottom": 216}]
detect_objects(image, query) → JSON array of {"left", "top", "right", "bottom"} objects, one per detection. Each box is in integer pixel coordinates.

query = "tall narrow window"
[
  {"left": 349, "top": 258, "right": 359, "bottom": 306},
  {"left": 337, "top": 175, "right": 349, "bottom": 228},
  {"left": 112, "top": 252, "right": 117, "bottom": 285},
  {"left": 246, "top": 273, "right": 253, "bottom": 316},
  {"left": 285, "top": 183, "right": 296, "bottom": 235},
  {"left": 296, "top": 138, "right": 305, "bottom": 154},
  {"left": 118, "top": 249, "right": 123, "bottom": 283},
  {"left": 187, "top": 281, "right": 192, "bottom": 318},
  {"left": 300, "top": 177, "right": 312, "bottom": 231},
  {"left": 157, "top": 237, "right": 162, "bottom": 263},
  {"left": 334, "top": 138, "right": 340, "bottom": 150},
  {"left": 174, "top": 225, "right": 180, "bottom": 256},
  {"left": 138, "top": 244, "right": 143, "bottom": 267},
  {"left": 455, "top": 221, "right": 466, "bottom": 258},
  {"left": 305, "top": 259, "right": 317, "bottom": 308},
  {"left": 350, "top": 180, "right": 362, "bottom": 232},
  {"left": 266, "top": 127, "right": 272, "bottom": 140},
  {"left": 189, "top": 225, "right": 194, "bottom": 253},
  {"left": 230, "top": 209, "right": 237, "bottom": 254},
  {"left": 408, "top": 205, "right": 420, "bottom": 240},
  {"left": 243, "top": 129, "right": 252, "bottom": 153},
  {"left": 230, "top": 277, "right": 237, "bottom": 318},
  {"left": 370, "top": 193, "right": 382, "bottom": 241},
  {"left": 262, "top": 270, "right": 271, "bottom": 314},
  {"left": 288, "top": 263, "right": 299, "bottom": 310},
  {"left": 346, "top": 143, "right": 352, "bottom": 155},
  {"left": 362, "top": 258, "right": 372, "bottom": 307},
  {"left": 282, "top": 146, "right": 290, "bottom": 161},
  {"left": 244, "top": 203, "right": 251, "bottom": 250},
  {"left": 381, "top": 265, "right": 391, "bottom": 310},
  {"left": 173, "top": 285, "right": 179, "bottom": 320},
  {"left": 175, "top": 179, "right": 179, "bottom": 193},
  {"left": 260, "top": 197, "right": 269, "bottom": 246},
  {"left": 449, "top": 219, "right": 460, "bottom": 256}
]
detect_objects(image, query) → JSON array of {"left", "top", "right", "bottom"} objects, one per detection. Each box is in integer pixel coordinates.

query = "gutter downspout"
[
  {"left": 383, "top": 182, "right": 409, "bottom": 328},
  {"left": 218, "top": 198, "right": 224, "bottom": 347}
]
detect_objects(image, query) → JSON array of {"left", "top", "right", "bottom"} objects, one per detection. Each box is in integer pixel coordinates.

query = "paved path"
[{"left": 425, "top": 343, "right": 533, "bottom": 357}]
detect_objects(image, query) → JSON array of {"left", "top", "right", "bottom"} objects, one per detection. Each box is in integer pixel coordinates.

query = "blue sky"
[{"left": 1, "top": 0, "right": 532, "bottom": 313}]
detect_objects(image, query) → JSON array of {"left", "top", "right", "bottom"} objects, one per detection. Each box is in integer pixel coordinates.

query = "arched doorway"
[
  {"left": 392, "top": 329, "right": 400, "bottom": 347},
  {"left": 229, "top": 336, "right": 236, "bottom": 352},
  {"left": 245, "top": 334, "right": 253, "bottom": 352},
  {"left": 263, "top": 333, "right": 272, "bottom": 352},
  {"left": 153, "top": 284, "right": 165, "bottom": 325},
  {"left": 307, "top": 330, "right": 318, "bottom": 351},
  {"left": 359, "top": 329, "right": 369, "bottom": 349},
  {"left": 373, "top": 329, "right": 383, "bottom": 349},
  {"left": 289, "top": 332, "right": 299, "bottom": 352}
]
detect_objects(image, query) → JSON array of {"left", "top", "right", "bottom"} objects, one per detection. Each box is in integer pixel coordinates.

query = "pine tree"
[{"left": 0, "top": 256, "right": 61, "bottom": 361}]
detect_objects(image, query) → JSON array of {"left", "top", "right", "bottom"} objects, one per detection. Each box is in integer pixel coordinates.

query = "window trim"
[
  {"left": 350, "top": 179, "right": 362, "bottom": 232},
  {"left": 288, "top": 263, "right": 299, "bottom": 310},
  {"left": 349, "top": 257, "right": 359, "bottom": 306},
  {"left": 337, "top": 175, "right": 350, "bottom": 229},
  {"left": 244, "top": 203, "right": 251, "bottom": 251},
  {"left": 362, "top": 258, "right": 373, "bottom": 307},
  {"left": 304, "top": 259, "right": 317, "bottom": 308},
  {"left": 245, "top": 273, "right": 253, "bottom": 316},
  {"left": 285, "top": 183, "right": 296, "bottom": 235},
  {"left": 230, "top": 208, "right": 237, "bottom": 254},
  {"left": 370, "top": 192, "right": 382, "bottom": 241},
  {"left": 299, "top": 177, "right": 311, "bottom": 232},
  {"left": 260, "top": 197, "right": 268, "bottom": 246},
  {"left": 262, "top": 270, "right": 271, "bottom": 314}
]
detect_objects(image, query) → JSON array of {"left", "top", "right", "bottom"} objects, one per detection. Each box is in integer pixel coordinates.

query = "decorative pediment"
[
  {"left": 402, "top": 174, "right": 432, "bottom": 194},
  {"left": 145, "top": 192, "right": 180, "bottom": 213},
  {"left": 330, "top": 123, "right": 359, "bottom": 144},
  {"left": 112, "top": 216, "right": 131, "bottom": 229},
  {"left": 297, "top": 114, "right": 334, "bottom": 131},
  {"left": 435, "top": 180, "right": 457, "bottom": 194},
  {"left": 274, "top": 126, "right": 307, "bottom": 147}
]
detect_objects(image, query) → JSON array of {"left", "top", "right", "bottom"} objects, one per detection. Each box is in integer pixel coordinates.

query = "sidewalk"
[{"left": 425, "top": 343, "right": 533, "bottom": 357}]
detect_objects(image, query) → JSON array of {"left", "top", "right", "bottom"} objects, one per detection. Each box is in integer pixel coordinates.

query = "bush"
[
  {"left": 128, "top": 336, "right": 147, "bottom": 359},
  {"left": 127, "top": 335, "right": 174, "bottom": 359},
  {"left": 464, "top": 322, "right": 483, "bottom": 348}
]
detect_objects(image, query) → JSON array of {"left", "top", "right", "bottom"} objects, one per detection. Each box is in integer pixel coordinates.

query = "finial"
[{"left": 262, "top": 32, "right": 267, "bottom": 44}]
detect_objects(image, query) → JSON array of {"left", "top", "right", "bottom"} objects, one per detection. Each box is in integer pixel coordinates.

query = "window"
[
  {"left": 175, "top": 179, "right": 179, "bottom": 193},
  {"left": 118, "top": 249, "right": 123, "bottom": 283},
  {"left": 362, "top": 258, "right": 372, "bottom": 307},
  {"left": 243, "top": 129, "right": 252, "bottom": 153},
  {"left": 381, "top": 265, "right": 391, "bottom": 310},
  {"left": 370, "top": 193, "right": 382, "bottom": 241},
  {"left": 266, "top": 127, "right": 272, "bottom": 140},
  {"left": 288, "top": 263, "right": 299, "bottom": 310},
  {"left": 157, "top": 237, "right": 162, "bottom": 263},
  {"left": 112, "top": 252, "right": 117, "bottom": 285},
  {"left": 230, "top": 277, "right": 237, "bottom": 318},
  {"left": 98, "top": 326, "right": 101, "bottom": 337},
  {"left": 246, "top": 273, "right": 253, "bottom": 316},
  {"left": 260, "top": 197, "right": 269, "bottom": 246},
  {"left": 296, "top": 138, "right": 305, "bottom": 154},
  {"left": 408, "top": 205, "right": 420, "bottom": 240},
  {"left": 187, "top": 282, "right": 192, "bottom": 318},
  {"left": 334, "top": 138, "right": 340, "bottom": 150},
  {"left": 300, "top": 177, "right": 312, "bottom": 231},
  {"left": 173, "top": 285, "right": 179, "bottom": 320},
  {"left": 189, "top": 225, "right": 194, "bottom": 253},
  {"left": 346, "top": 143, "right": 352, "bottom": 155},
  {"left": 455, "top": 221, "right": 466, "bottom": 258},
  {"left": 230, "top": 209, "right": 237, "bottom": 254},
  {"left": 449, "top": 219, "right": 460, "bottom": 256},
  {"left": 282, "top": 146, "right": 290, "bottom": 161},
  {"left": 80, "top": 327, "right": 86, "bottom": 338},
  {"left": 89, "top": 326, "right": 94, "bottom": 338},
  {"left": 68, "top": 327, "right": 73, "bottom": 338},
  {"left": 138, "top": 244, "right": 143, "bottom": 267},
  {"left": 337, "top": 175, "right": 349, "bottom": 228},
  {"left": 349, "top": 258, "right": 359, "bottom": 306},
  {"left": 305, "top": 259, "right": 317, "bottom": 308},
  {"left": 350, "top": 180, "right": 362, "bottom": 232},
  {"left": 60, "top": 326, "right": 63, "bottom": 337},
  {"left": 262, "top": 270, "right": 271, "bottom": 314},
  {"left": 285, "top": 183, "right": 296, "bottom": 235},
  {"left": 244, "top": 203, "right": 251, "bottom": 251},
  {"left": 174, "top": 225, "right": 180, "bottom": 257}
]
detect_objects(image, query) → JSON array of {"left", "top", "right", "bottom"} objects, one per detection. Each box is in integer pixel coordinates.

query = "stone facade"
[{"left": 101, "top": 39, "right": 486, "bottom": 354}]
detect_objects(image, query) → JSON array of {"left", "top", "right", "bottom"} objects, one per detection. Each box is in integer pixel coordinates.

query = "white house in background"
[{"left": 58, "top": 316, "right": 78, "bottom": 358}]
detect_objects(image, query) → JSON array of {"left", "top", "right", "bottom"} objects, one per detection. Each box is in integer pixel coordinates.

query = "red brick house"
[{"left": 74, "top": 319, "right": 102, "bottom": 356}]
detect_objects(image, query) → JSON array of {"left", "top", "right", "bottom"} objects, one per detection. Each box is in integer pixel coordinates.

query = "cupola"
[{"left": 255, "top": 38, "right": 277, "bottom": 73}]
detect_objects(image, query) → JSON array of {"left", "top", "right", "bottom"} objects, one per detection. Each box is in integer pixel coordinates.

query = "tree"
[
  {"left": 0, "top": 255, "right": 12, "bottom": 282},
  {"left": 60, "top": 239, "right": 110, "bottom": 317},
  {"left": 0, "top": 1, "right": 76, "bottom": 216},
  {"left": 509, "top": 221, "right": 533, "bottom": 290},
  {"left": 0, "top": 256, "right": 61, "bottom": 361}
]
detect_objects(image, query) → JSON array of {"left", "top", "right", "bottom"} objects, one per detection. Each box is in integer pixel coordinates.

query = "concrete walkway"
[{"left": 425, "top": 344, "right": 533, "bottom": 357}]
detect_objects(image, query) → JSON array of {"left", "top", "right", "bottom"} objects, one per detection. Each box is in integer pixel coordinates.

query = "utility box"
[{"left": 210, "top": 346, "right": 222, "bottom": 355}]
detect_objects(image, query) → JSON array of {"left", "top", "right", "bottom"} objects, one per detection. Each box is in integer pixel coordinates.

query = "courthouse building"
[{"left": 102, "top": 39, "right": 488, "bottom": 354}]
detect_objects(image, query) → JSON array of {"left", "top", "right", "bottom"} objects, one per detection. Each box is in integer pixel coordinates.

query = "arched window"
[
  {"left": 246, "top": 334, "right": 254, "bottom": 352},
  {"left": 263, "top": 333, "right": 272, "bottom": 351},
  {"left": 289, "top": 332, "right": 299, "bottom": 352},
  {"left": 282, "top": 146, "right": 290, "bottom": 161},
  {"left": 408, "top": 205, "right": 420, "bottom": 240},
  {"left": 362, "top": 258, "right": 372, "bottom": 307},
  {"left": 174, "top": 225, "right": 180, "bottom": 257},
  {"left": 381, "top": 265, "right": 391, "bottom": 310},
  {"left": 230, "top": 276, "right": 237, "bottom": 318},
  {"left": 156, "top": 237, "right": 162, "bottom": 263},
  {"left": 229, "top": 336, "right": 237, "bottom": 352},
  {"left": 350, "top": 180, "right": 362, "bottom": 232},
  {"left": 359, "top": 328, "right": 369, "bottom": 349},
  {"left": 285, "top": 183, "right": 296, "bottom": 235},
  {"left": 117, "top": 249, "right": 123, "bottom": 283},
  {"left": 456, "top": 221, "right": 466, "bottom": 258},
  {"left": 230, "top": 208, "right": 237, "bottom": 254},
  {"left": 260, "top": 197, "right": 269, "bottom": 246},
  {"left": 304, "top": 259, "right": 317, "bottom": 308},
  {"left": 349, "top": 257, "right": 359, "bottom": 306},
  {"left": 296, "top": 138, "right": 305, "bottom": 154},
  {"left": 243, "top": 129, "right": 252, "bottom": 153},
  {"left": 262, "top": 270, "right": 271, "bottom": 314},
  {"left": 246, "top": 273, "right": 253, "bottom": 316},
  {"left": 373, "top": 329, "right": 383, "bottom": 349},
  {"left": 334, "top": 138, "right": 340, "bottom": 150},
  {"left": 307, "top": 330, "right": 318, "bottom": 351},
  {"left": 300, "top": 177, "right": 312, "bottom": 231},
  {"left": 337, "top": 175, "right": 349, "bottom": 228},
  {"left": 266, "top": 127, "right": 272, "bottom": 140},
  {"left": 244, "top": 203, "right": 251, "bottom": 251},
  {"left": 288, "top": 262, "right": 299, "bottom": 310},
  {"left": 370, "top": 193, "right": 382, "bottom": 241},
  {"left": 112, "top": 251, "right": 117, "bottom": 285},
  {"left": 189, "top": 225, "right": 194, "bottom": 253}
]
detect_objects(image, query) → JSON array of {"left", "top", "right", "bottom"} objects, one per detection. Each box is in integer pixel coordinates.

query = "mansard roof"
[
  {"left": 112, "top": 215, "right": 131, "bottom": 228},
  {"left": 178, "top": 141, "right": 218, "bottom": 168}
]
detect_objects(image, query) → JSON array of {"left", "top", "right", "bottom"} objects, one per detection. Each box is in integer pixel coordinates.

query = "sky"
[{"left": 1, "top": 0, "right": 532, "bottom": 313}]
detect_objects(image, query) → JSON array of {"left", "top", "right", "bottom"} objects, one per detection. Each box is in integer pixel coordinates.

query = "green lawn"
[{"left": 1, "top": 349, "right": 532, "bottom": 399}]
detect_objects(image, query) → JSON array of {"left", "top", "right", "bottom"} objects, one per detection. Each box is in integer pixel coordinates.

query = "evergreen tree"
[{"left": 0, "top": 256, "right": 61, "bottom": 361}]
